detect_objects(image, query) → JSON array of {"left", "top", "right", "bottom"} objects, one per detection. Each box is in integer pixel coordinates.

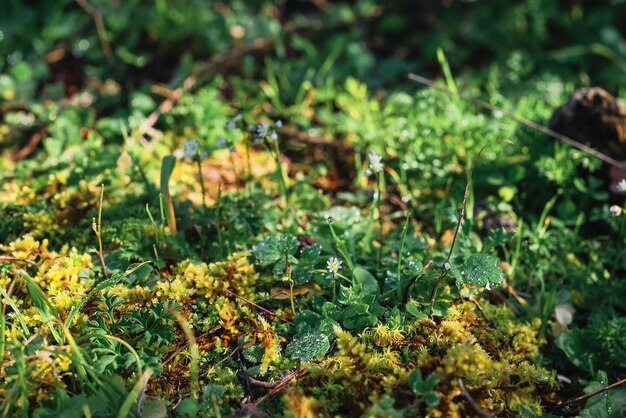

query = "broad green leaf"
[
  {"left": 457, "top": 253, "right": 503, "bottom": 287},
  {"left": 352, "top": 266, "right": 380, "bottom": 296},
  {"left": 254, "top": 235, "right": 299, "bottom": 265},
  {"left": 285, "top": 331, "right": 330, "bottom": 361}
]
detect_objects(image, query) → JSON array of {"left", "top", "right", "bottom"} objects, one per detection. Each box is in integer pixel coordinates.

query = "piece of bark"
[{"left": 549, "top": 87, "right": 626, "bottom": 158}]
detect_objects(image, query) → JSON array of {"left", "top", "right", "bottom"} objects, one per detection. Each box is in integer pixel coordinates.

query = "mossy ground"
[{"left": 2, "top": 1, "right": 626, "bottom": 417}]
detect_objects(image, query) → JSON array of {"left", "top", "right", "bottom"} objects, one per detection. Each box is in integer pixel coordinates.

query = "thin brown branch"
[
  {"left": 223, "top": 289, "right": 294, "bottom": 325},
  {"left": 458, "top": 378, "right": 493, "bottom": 418},
  {"left": 408, "top": 73, "right": 626, "bottom": 172},
  {"left": 469, "top": 297, "right": 504, "bottom": 339},
  {"left": 253, "top": 368, "right": 308, "bottom": 406},
  {"left": 402, "top": 260, "right": 433, "bottom": 307},
  {"left": 163, "top": 326, "right": 222, "bottom": 366},
  {"left": 0, "top": 256, "right": 38, "bottom": 266},
  {"left": 10, "top": 127, "right": 47, "bottom": 162},
  {"left": 74, "top": 0, "right": 113, "bottom": 63},
  {"left": 130, "top": 38, "right": 273, "bottom": 148},
  {"left": 429, "top": 180, "right": 470, "bottom": 319},
  {"left": 555, "top": 376, "right": 626, "bottom": 410}
]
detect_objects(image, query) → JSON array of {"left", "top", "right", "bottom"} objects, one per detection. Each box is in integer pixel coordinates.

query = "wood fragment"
[{"left": 458, "top": 378, "right": 493, "bottom": 418}]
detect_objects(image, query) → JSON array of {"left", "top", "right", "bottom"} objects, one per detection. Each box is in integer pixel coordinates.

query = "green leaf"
[
  {"left": 20, "top": 271, "right": 62, "bottom": 343},
  {"left": 328, "top": 220, "right": 355, "bottom": 271},
  {"left": 352, "top": 266, "right": 380, "bottom": 296},
  {"left": 141, "top": 399, "right": 168, "bottom": 418},
  {"left": 580, "top": 374, "right": 626, "bottom": 418},
  {"left": 457, "top": 253, "right": 503, "bottom": 287},
  {"left": 408, "top": 369, "right": 439, "bottom": 395},
  {"left": 253, "top": 234, "right": 299, "bottom": 275},
  {"left": 424, "top": 391, "right": 441, "bottom": 407},
  {"left": 285, "top": 331, "right": 330, "bottom": 361},
  {"left": 405, "top": 300, "right": 428, "bottom": 320}
]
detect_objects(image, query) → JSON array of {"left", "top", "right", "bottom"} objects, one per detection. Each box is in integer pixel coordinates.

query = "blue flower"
[{"left": 182, "top": 139, "right": 200, "bottom": 159}]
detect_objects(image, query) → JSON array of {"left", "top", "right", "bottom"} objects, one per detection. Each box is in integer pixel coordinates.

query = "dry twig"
[
  {"left": 458, "top": 378, "right": 493, "bottom": 418},
  {"left": 253, "top": 368, "right": 308, "bottom": 407},
  {"left": 429, "top": 179, "right": 470, "bottom": 319},
  {"left": 223, "top": 289, "right": 294, "bottom": 325},
  {"left": 554, "top": 376, "right": 626, "bottom": 410},
  {"left": 74, "top": 0, "right": 113, "bottom": 62}
]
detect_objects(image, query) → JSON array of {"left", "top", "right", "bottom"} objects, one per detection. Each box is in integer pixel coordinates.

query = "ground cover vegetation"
[{"left": 1, "top": 0, "right": 626, "bottom": 416}]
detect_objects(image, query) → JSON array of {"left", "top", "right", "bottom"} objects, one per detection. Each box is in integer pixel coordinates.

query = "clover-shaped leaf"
[
  {"left": 285, "top": 331, "right": 330, "bottom": 361},
  {"left": 456, "top": 253, "right": 503, "bottom": 287}
]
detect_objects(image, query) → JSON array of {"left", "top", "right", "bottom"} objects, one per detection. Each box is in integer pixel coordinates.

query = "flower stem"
[
  {"left": 196, "top": 157, "right": 207, "bottom": 213},
  {"left": 216, "top": 183, "right": 224, "bottom": 256},
  {"left": 376, "top": 173, "right": 383, "bottom": 267},
  {"left": 92, "top": 184, "right": 108, "bottom": 279},
  {"left": 396, "top": 214, "right": 410, "bottom": 300},
  {"left": 274, "top": 141, "right": 289, "bottom": 208}
]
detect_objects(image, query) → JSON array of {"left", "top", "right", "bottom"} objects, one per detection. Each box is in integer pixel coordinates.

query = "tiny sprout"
[
  {"left": 327, "top": 257, "right": 342, "bottom": 273},
  {"left": 617, "top": 179, "right": 626, "bottom": 192},
  {"left": 610, "top": 205, "right": 622, "bottom": 217}
]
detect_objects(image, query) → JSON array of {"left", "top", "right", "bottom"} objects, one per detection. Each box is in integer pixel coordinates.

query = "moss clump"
[{"left": 281, "top": 302, "right": 555, "bottom": 417}]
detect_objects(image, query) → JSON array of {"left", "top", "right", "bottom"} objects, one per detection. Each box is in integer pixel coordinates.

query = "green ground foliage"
[{"left": 1, "top": 1, "right": 626, "bottom": 417}]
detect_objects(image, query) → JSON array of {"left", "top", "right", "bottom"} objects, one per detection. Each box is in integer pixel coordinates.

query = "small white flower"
[
  {"left": 485, "top": 283, "right": 492, "bottom": 291},
  {"left": 275, "top": 120, "right": 283, "bottom": 128},
  {"left": 617, "top": 179, "right": 626, "bottom": 192},
  {"left": 173, "top": 149, "right": 185, "bottom": 160},
  {"left": 327, "top": 257, "right": 342, "bottom": 273},
  {"left": 443, "top": 262, "right": 451, "bottom": 271},
  {"left": 610, "top": 205, "right": 622, "bottom": 217},
  {"left": 367, "top": 151, "right": 384, "bottom": 174}
]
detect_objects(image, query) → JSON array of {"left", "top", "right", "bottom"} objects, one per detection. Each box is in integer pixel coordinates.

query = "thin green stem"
[
  {"left": 216, "top": 183, "right": 224, "bottom": 257},
  {"left": 396, "top": 214, "right": 410, "bottom": 300},
  {"left": 274, "top": 140, "right": 289, "bottom": 208},
  {"left": 376, "top": 173, "right": 383, "bottom": 267},
  {"left": 285, "top": 249, "right": 295, "bottom": 313},
  {"left": 92, "top": 184, "right": 108, "bottom": 279},
  {"left": 196, "top": 157, "right": 207, "bottom": 212},
  {"left": 245, "top": 140, "right": 252, "bottom": 194},
  {"left": 610, "top": 203, "right": 626, "bottom": 278}
]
